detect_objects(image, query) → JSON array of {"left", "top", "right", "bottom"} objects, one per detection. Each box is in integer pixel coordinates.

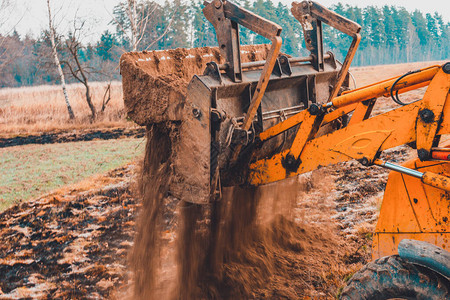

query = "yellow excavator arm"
[
  {"left": 248, "top": 64, "right": 450, "bottom": 193},
  {"left": 247, "top": 62, "right": 450, "bottom": 259}
]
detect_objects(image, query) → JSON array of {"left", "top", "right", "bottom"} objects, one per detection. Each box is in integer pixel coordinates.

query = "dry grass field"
[
  {"left": 0, "top": 81, "right": 129, "bottom": 135},
  {"left": 0, "top": 60, "right": 443, "bottom": 136},
  {"left": 350, "top": 60, "right": 444, "bottom": 87}
]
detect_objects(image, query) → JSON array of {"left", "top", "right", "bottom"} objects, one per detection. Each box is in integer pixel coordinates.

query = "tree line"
[{"left": 0, "top": 0, "right": 448, "bottom": 89}]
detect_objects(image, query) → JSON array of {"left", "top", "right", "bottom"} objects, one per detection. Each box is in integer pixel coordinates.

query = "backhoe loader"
[{"left": 120, "top": 0, "right": 450, "bottom": 298}]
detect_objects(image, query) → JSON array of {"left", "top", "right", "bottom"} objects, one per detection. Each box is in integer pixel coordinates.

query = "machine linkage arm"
[
  {"left": 248, "top": 63, "right": 450, "bottom": 192},
  {"left": 203, "top": 0, "right": 283, "bottom": 162},
  {"left": 203, "top": 0, "right": 282, "bottom": 83},
  {"left": 259, "top": 65, "right": 441, "bottom": 143},
  {"left": 292, "top": 1, "right": 361, "bottom": 101}
]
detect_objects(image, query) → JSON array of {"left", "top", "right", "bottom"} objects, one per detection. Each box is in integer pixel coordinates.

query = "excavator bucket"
[
  {"left": 120, "top": 0, "right": 360, "bottom": 204},
  {"left": 120, "top": 44, "right": 277, "bottom": 204}
]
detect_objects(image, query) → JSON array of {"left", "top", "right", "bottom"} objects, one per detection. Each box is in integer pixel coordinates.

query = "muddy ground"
[
  {"left": 0, "top": 127, "right": 145, "bottom": 148},
  {"left": 0, "top": 144, "right": 412, "bottom": 299},
  {"left": 0, "top": 165, "right": 138, "bottom": 299}
]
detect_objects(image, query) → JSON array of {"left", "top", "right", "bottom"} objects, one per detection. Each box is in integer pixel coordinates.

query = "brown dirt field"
[
  {"left": 0, "top": 147, "right": 412, "bottom": 299},
  {"left": 0, "top": 127, "right": 145, "bottom": 148},
  {"left": 0, "top": 60, "right": 441, "bottom": 299},
  {"left": 0, "top": 164, "right": 139, "bottom": 298},
  {"left": 350, "top": 60, "right": 444, "bottom": 87}
]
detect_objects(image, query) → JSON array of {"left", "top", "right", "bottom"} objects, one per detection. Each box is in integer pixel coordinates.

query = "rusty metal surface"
[
  {"left": 203, "top": 0, "right": 243, "bottom": 82},
  {"left": 292, "top": 1, "right": 361, "bottom": 36},
  {"left": 193, "top": 58, "right": 343, "bottom": 186},
  {"left": 203, "top": 1, "right": 284, "bottom": 163},
  {"left": 203, "top": 0, "right": 282, "bottom": 82},
  {"left": 218, "top": 54, "right": 332, "bottom": 70},
  {"left": 292, "top": 1, "right": 361, "bottom": 101}
]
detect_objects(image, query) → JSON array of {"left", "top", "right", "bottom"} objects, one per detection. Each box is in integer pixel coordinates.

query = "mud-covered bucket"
[{"left": 120, "top": 45, "right": 272, "bottom": 126}]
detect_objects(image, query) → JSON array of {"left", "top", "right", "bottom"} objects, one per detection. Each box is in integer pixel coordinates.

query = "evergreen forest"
[{"left": 0, "top": 0, "right": 448, "bottom": 88}]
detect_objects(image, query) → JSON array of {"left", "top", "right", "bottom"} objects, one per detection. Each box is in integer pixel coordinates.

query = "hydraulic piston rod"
[{"left": 373, "top": 159, "right": 450, "bottom": 192}]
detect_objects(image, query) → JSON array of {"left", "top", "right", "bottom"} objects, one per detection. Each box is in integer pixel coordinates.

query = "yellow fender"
[{"left": 373, "top": 158, "right": 450, "bottom": 259}]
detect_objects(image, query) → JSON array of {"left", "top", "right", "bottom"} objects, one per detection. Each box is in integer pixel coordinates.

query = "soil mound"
[{"left": 120, "top": 44, "right": 272, "bottom": 125}]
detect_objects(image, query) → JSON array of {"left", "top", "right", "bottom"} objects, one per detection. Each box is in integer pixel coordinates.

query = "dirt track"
[
  {"left": 0, "top": 127, "right": 145, "bottom": 148},
  {"left": 0, "top": 165, "right": 138, "bottom": 298}
]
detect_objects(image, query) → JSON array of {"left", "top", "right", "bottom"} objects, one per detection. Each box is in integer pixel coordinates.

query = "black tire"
[{"left": 340, "top": 255, "right": 450, "bottom": 300}]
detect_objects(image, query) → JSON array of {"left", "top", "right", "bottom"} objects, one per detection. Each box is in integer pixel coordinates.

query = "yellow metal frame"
[
  {"left": 248, "top": 65, "right": 450, "bottom": 191},
  {"left": 247, "top": 63, "right": 450, "bottom": 259}
]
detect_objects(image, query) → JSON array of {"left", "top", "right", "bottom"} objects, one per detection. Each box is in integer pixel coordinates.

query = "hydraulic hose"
[{"left": 390, "top": 69, "right": 421, "bottom": 105}]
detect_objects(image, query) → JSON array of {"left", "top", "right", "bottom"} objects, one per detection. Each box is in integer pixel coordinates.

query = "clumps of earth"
[
  {"left": 0, "top": 144, "right": 412, "bottom": 299},
  {"left": 0, "top": 165, "right": 138, "bottom": 299}
]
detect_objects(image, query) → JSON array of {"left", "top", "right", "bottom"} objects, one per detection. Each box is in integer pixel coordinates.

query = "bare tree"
[
  {"left": 47, "top": 0, "right": 75, "bottom": 120},
  {"left": 128, "top": 0, "right": 139, "bottom": 51},
  {"left": 406, "top": 21, "right": 420, "bottom": 63},
  {"left": 62, "top": 16, "right": 116, "bottom": 120},
  {"left": 100, "top": 82, "right": 112, "bottom": 114},
  {"left": 0, "top": 0, "right": 12, "bottom": 36},
  {"left": 63, "top": 19, "right": 96, "bottom": 120},
  {"left": 0, "top": 0, "right": 8, "bottom": 68},
  {"left": 0, "top": 0, "right": 25, "bottom": 69},
  {"left": 110, "top": 0, "right": 176, "bottom": 51}
]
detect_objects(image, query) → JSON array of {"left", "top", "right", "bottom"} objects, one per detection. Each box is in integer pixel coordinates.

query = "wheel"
[{"left": 340, "top": 255, "right": 450, "bottom": 300}]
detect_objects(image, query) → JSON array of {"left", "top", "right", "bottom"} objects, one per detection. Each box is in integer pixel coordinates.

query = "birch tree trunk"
[
  {"left": 128, "top": 0, "right": 138, "bottom": 51},
  {"left": 47, "top": 0, "right": 75, "bottom": 120}
]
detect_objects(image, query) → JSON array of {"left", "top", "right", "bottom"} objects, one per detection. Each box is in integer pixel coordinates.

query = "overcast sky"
[{"left": 2, "top": 0, "right": 450, "bottom": 42}]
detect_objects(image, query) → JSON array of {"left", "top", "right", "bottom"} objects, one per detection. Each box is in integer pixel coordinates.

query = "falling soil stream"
[{"left": 129, "top": 123, "right": 378, "bottom": 299}]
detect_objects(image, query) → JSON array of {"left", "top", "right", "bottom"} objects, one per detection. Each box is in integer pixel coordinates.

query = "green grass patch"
[{"left": 0, "top": 138, "right": 145, "bottom": 211}]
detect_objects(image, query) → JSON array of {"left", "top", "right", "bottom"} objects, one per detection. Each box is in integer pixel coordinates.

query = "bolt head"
[
  {"left": 418, "top": 148, "right": 430, "bottom": 161},
  {"left": 192, "top": 108, "right": 202, "bottom": 119},
  {"left": 308, "top": 103, "right": 321, "bottom": 115},
  {"left": 214, "top": 0, "right": 222, "bottom": 9},
  {"left": 360, "top": 157, "right": 369, "bottom": 166},
  {"left": 211, "top": 111, "right": 221, "bottom": 122},
  {"left": 443, "top": 62, "right": 450, "bottom": 74},
  {"left": 419, "top": 109, "right": 434, "bottom": 123}
]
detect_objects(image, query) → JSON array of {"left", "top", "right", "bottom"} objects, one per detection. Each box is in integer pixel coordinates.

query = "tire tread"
[{"left": 340, "top": 255, "right": 450, "bottom": 300}]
